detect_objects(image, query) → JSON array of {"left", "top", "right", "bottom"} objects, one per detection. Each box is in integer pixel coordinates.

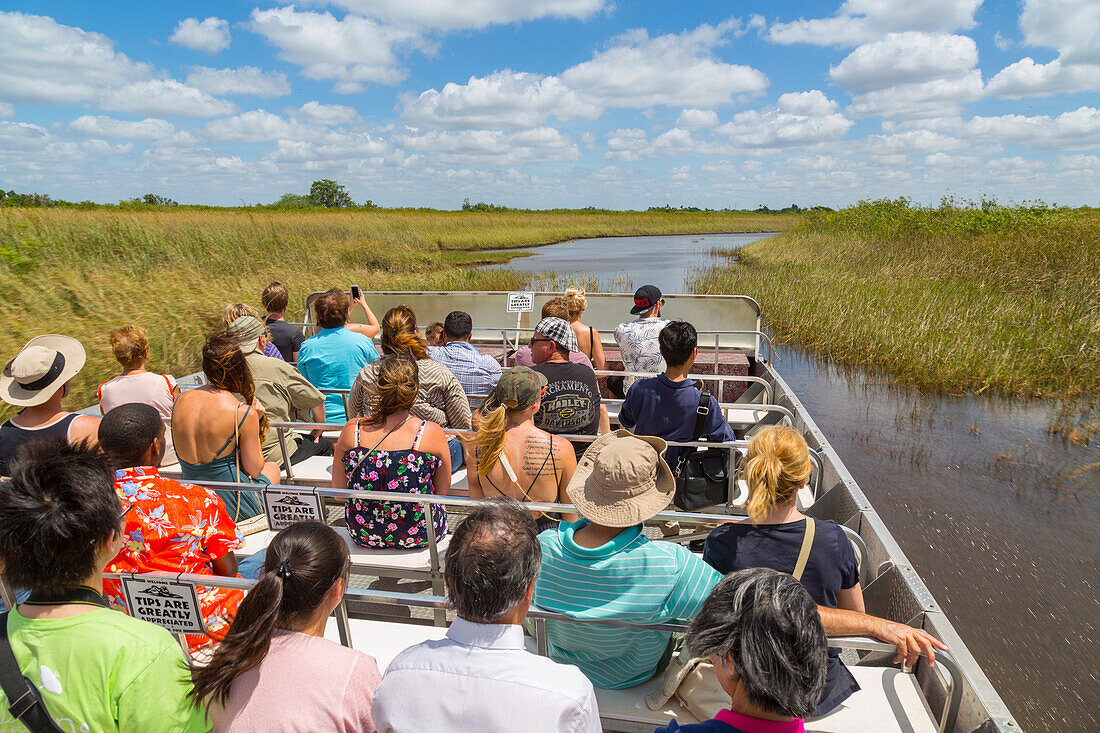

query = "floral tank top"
[{"left": 343, "top": 418, "right": 446, "bottom": 549}]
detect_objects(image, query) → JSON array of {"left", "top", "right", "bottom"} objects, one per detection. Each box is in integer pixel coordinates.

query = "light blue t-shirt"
[
  {"left": 297, "top": 327, "right": 379, "bottom": 423},
  {"left": 533, "top": 519, "right": 722, "bottom": 689}
]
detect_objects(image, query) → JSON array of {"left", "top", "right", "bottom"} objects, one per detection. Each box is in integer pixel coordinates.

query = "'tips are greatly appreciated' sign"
[
  {"left": 506, "top": 291, "right": 535, "bottom": 313},
  {"left": 262, "top": 487, "right": 325, "bottom": 530},
  {"left": 121, "top": 577, "right": 205, "bottom": 635}
]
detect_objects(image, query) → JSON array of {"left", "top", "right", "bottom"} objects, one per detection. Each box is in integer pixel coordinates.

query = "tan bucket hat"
[
  {"left": 566, "top": 429, "right": 675, "bottom": 527},
  {"left": 1, "top": 335, "right": 86, "bottom": 407}
]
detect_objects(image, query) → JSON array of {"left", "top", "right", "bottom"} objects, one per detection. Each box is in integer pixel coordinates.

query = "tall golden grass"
[
  {"left": 690, "top": 199, "right": 1100, "bottom": 399},
  {"left": 0, "top": 207, "right": 790, "bottom": 417}
]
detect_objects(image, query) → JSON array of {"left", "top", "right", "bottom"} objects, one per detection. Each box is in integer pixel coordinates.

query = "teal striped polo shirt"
[{"left": 533, "top": 519, "right": 722, "bottom": 689}]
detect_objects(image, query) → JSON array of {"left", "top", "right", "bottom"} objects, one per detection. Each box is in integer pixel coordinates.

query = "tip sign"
[
  {"left": 121, "top": 577, "right": 206, "bottom": 635},
  {"left": 263, "top": 487, "right": 325, "bottom": 530},
  {"left": 506, "top": 291, "right": 535, "bottom": 313}
]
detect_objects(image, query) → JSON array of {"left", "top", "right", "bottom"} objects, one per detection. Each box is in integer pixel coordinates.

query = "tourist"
[
  {"left": 173, "top": 332, "right": 279, "bottom": 521},
  {"left": 297, "top": 288, "right": 380, "bottom": 424},
  {"left": 223, "top": 302, "right": 284, "bottom": 361},
  {"left": 529, "top": 316, "right": 609, "bottom": 459},
  {"left": 703, "top": 425, "right": 863, "bottom": 716},
  {"left": 192, "top": 521, "right": 381, "bottom": 733},
  {"left": 613, "top": 284, "right": 669, "bottom": 394},
  {"left": 425, "top": 321, "right": 445, "bottom": 347},
  {"left": 653, "top": 568, "right": 828, "bottom": 733},
  {"left": 350, "top": 305, "right": 470, "bottom": 471},
  {"left": 513, "top": 297, "right": 593, "bottom": 368},
  {"left": 564, "top": 288, "right": 606, "bottom": 370},
  {"left": 227, "top": 315, "right": 330, "bottom": 467},
  {"left": 467, "top": 367, "right": 577, "bottom": 532},
  {"left": 346, "top": 290, "right": 383, "bottom": 339},
  {"left": 619, "top": 321, "right": 734, "bottom": 471},
  {"left": 98, "top": 325, "right": 180, "bottom": 465},
  {"left": 429, "top": 310, "right": 503, "bottom": 396},
  {"left": 0, "top": 440, "right": 206, "bottom": 731},
  {"left": 372, "top": 500, "right": 601, "bottom": 732},
  {"left": 98, "top": 403, "right": 244, "bottom": 652},
  {"left": 534, "top": 431, "right": 718, "bottom": 688},
  {"left": 335, "top": 354, "right": 450, "bottom": 549},
  {"left": 262, "top": 281, "right": 306, "bottom": 361},
  {"left": 0, "top": 334, "right": 100, "bottom": 476}
]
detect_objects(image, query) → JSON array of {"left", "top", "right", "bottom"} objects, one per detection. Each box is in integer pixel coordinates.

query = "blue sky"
[{"left": 1, "top": 0, "right": 1098, "bottom": 208}]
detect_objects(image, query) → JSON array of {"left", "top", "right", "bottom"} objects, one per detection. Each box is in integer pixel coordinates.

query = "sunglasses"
[
  {"left": 118, "top": 500, "right": 136, "bottom": 523},
  {"left": 529, "top": 337, "right": 556, "bottom": 345}
]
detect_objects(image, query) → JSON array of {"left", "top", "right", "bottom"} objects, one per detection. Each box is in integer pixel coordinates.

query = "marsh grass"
[
  {"left": 0, "top": 207, "right": 786, "bottom": 417},
  {"left": 689, "top": 199, "right": 1100, "bottom": 400}
]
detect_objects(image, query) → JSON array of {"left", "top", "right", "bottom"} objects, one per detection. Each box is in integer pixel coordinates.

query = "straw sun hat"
[
  {"left": 567, "top": 429, "right": 675, "bottom": 527},
  {"left": 1, "top": 335, "right": 87, "bottom": 407}
]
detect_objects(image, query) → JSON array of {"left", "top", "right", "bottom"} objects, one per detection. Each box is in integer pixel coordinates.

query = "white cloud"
[
  {"left": 605, "top": 128, "right": 648, "bottom": 161},
  {"left": 169, "top": 17, "right": 231, "bottom": 54},
  {"left": 98, "top": 80, "right": 237, "bottom": 118},
  {"left": 829, "top": 33, "right": 978, "bottom": 92},
  {"left": 203, "top": 110, "right": 313, "bottom": 142},
  {"left": 186, "top": 66, "right": 291, "bottom": 97},
  {"left": 292, "top": 101, "right": 361, "bottom": 126},
  {"left": 395, "top": 126, "right": 579, "bottom": 165},
  {"left": 676, "top": 109, "right": 720, "bottom": 129},
  {"left": 247, "top": 7, "right": 423, "bottom": 92},
  {"left": 912, "top": 107, "right": 1100, "bottom": 150},
  {"left": 718, "top": 95, "right": 853, "bottom": 148},
  {"left": 68, "top": 115, "right": 175, "bottom": 140},
  {"left": 401, "top": 71, "right": 600, "bottom": 129},
  {"left": 0, "top": 102, "right": 13, "bottom": 119},
  {"left": 329, "top": 0, "right": 608, "bottom": 31},
  {"left": 862, "top": 128, "right": 970, "bottom": 154},
  {"left": 847, "top": 71, "right": 984, "bottom": 118},
  {"left": 986, "top": 0, "right": 1100, "bottom": 98},
  {"left": 776, "top": 90, "right": 838, "bottom": 116},
  {"left": 560, "top": 21, "right": 768, "bottom": 108},
  {"left": 768, "top": 0, "right": 982, "bottom": 46}
]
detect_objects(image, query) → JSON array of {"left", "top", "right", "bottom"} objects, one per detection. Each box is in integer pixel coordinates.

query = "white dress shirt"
[{"left": 371, "top": 617, "right": 601, "bottom": 733}]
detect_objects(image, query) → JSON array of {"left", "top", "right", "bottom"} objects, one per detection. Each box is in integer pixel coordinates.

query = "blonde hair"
[
  {"left": 109, "top": 325, "right": 149, "bottom": 369},
  {"left": 470, "top": 405, "right": 525, "bottom": 477},
  {"left": 222, "top": 302, "right": 260, "bottom": 325},
  {"left": 563, "top": 288, "right": 587, "bottom": 320},
  {"left": 380, "top": 306, "right": 429, "bottom": 360},
  {"left": 743, "top": 426, "right": 811, "bottom": 522},
  {"left": 361, "top": 354, "right": 419, "bottom": 427}
]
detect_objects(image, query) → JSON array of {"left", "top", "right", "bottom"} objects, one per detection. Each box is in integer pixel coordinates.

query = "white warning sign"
[
  {"left": 263, "top": 487, "right": 325, "bottom": 530},
  {"left": 121, "top": 577, "right": 205, "bottom": 635},
  {"left": 506, "top": 291, "right": 535, "bottom": 313}
]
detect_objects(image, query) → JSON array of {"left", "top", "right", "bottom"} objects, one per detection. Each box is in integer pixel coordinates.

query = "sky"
[{"left": 1, "top": 0, "right": 1098, "bottom": 209}]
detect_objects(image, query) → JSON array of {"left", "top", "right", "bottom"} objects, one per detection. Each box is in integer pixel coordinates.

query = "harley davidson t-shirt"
[{"left": 532, "top": 361, "right": 601, "bottom": 459}]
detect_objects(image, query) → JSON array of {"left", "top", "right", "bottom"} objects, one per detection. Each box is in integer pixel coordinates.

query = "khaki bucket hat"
[
  {"left": 567, "top": 429, "right": 675, "bottom": 527},
  {"left": 1, "top": 335, "right": 87, "bottom": 407}
]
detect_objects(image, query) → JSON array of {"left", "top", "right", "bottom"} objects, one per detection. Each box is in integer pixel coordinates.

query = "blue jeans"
[
  {"left": 448, "top": 437, "right": 465, "bottom": 473},
  {"left": 0, "top": 587, "right": 31, "bottom": 612},
  {"left": 237, "top": 551, "right": 268, "bottom": 580}
]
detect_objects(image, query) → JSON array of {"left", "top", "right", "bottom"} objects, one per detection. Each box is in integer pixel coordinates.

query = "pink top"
[
  {"left": 98, "top": 371, "right": 178, "bottom": 465},
  {"left": 213, "top": 631, "right": 381, "bottom": 733},
  {"left": 512, "top": 345, "right": 594, "bottom": 368},
  {"left": 714, "top": 709, "right": 805, "bottom": 733}
]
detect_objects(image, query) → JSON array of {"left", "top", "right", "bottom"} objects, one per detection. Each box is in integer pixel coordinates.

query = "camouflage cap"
[{"left": 482, "top": 366, "right": 548, "bottom": 412}]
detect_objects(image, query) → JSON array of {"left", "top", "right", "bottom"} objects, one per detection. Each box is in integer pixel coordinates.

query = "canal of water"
[{"left": 492, "top": 232, "right": 1099, "bottom": 733}]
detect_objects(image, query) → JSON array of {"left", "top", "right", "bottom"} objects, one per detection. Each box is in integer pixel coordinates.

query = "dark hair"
[
  {"left": 190, "top": 521, "right": 350, "bottom": 709},
  {"left": 99, "top": 403, "right": 163, "bottom": 470},
  {"left": 0, "top": 441, "right": 121, "bottom": 595},
  {"left": 380, "top": 305, "right": 429, "bottom": 360},
  {"left": 686, "top": 568, "right": 827, "bottom": 719},
  {"left": 361, "top": 354, "right": 419, "bottom": 426},
  {"left": 314, "top": 288, "right": 350, "bottom": 329},
  {"left": 659, "top": 321, "right": 697, "bottom": 367},
  {"left": 262, "top": 281, "right": 290, "bottom": 314},
  {"left": 444, "top": 499, "right": 541, "bottom": 623},
  {"left": 443, "top": 311, "right": 473, "bottom": 340},
  {"left": 202, "top": 332, "right": 268, "bottom": 442}
]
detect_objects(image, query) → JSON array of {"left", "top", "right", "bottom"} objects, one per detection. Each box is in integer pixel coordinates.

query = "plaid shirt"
[{"left": 429, "top": 342, "right": 502, "bottom": 397}]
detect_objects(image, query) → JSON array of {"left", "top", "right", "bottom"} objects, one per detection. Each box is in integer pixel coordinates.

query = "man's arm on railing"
[{"left": 817, "top": 606, "right": 948, "bottom": 667}]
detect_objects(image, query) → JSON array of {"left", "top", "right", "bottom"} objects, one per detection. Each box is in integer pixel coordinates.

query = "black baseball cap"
[{"left": 630, "top": 285, "right": 663, "bottom": 315}]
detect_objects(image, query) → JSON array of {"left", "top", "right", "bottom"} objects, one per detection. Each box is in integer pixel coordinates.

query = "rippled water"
[{"left": 492, "top": 233, "right": 1100, "bottom": 733}]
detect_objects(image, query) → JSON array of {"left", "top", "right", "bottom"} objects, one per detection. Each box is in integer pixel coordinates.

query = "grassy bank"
[
  {"left": 690, "top": 200, "right": 1100, "bottom": 400},
  {"left": 0, "top": 208, "right": 792, "bottom": 417}
]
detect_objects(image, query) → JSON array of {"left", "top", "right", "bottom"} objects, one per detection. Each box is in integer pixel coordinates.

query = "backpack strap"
[{"left": 0, "top": 613, "right": 65, "bottom": 733}]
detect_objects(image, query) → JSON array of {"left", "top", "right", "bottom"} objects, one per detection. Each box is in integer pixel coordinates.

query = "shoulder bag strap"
[
  {"left": 792, "top": 518, "right": 816, "bottom": 581},
  {"left": 691, "top": 388, "right": 711, "bottom": 442},
  {"left": 0, "top": 614, "right": 65, "bottom": 733}
]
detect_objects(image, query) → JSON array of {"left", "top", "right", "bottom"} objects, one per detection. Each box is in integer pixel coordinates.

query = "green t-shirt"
[{"left": 0, "top": 607, "right": 208, "bottom": 732}]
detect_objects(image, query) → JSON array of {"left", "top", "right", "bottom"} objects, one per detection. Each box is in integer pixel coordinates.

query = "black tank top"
[{"left": 0, "top": 413, "right": 79, "bottom": 476}]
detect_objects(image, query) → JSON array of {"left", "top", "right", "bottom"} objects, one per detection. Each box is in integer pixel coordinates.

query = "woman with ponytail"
[
  {"left": 467, "top": 367, "right": 577, "bottom": 532},
  {"left": 193, "top": 521, "right": 381, "bottom": 732},
  {"left": 349, "top": 305, "right": 471, "bottom": 472},
  {"left": 702, "top": 425, "right": 865, "bottom": 717},
  {"left": 335, "top": 354, "right": 451, "bottom": 548},
  {"left": 173, "top": 332, "right": 279, "bottom": 519}
]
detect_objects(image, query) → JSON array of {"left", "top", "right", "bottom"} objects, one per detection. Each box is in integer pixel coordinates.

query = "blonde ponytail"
[
  {"left": 743, "top": 426, "right": 811, "bottom": 522},
  {"left": 472, "top": 406, "right": 509, "bottom": 477}
]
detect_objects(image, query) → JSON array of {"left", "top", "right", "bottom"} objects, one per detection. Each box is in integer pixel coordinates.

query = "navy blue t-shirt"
[
  {"left": 619, "top": 374, "right": 735, "bottom": 468},
  {"left": 703, "top": 518, "right": 861, "bottom": 716}
]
